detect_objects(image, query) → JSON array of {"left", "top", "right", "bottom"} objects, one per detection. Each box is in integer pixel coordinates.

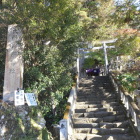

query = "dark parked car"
[{"left": 86, "top": 68, "right": 100, "bottom": 76}]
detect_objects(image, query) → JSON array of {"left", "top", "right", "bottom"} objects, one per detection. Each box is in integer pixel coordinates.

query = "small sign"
[
  {"left": 14, "top": 90, "right": 25, "bottom": 106},
  {"left": 25, "top": 93, "right": 37, "bottom": 106}
]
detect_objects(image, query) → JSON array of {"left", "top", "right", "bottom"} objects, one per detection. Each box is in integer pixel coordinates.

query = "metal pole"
[{"left": 103, "top": 43, "right": 109, "bottom": 75}]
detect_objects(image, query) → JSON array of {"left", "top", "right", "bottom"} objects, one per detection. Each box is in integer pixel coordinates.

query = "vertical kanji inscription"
[{"left": 3, "top": 24, "right": 24, "bottom": 102}]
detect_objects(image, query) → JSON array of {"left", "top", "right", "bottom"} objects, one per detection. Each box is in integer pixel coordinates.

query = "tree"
[
  {"left": 0, "top": 0, "right": 2, "bottom": 6},
  {"left": 83, "top": 50, "right": 104, "bottom": 69},
  {"left": 79, "top": 0, "right": 118, "bottom": 41},
  {"left": 2, "top": 0, "right": 84, "bottom": 131},
  {"left": 114, "top": 0, "right": 139, "bottom": 26}
]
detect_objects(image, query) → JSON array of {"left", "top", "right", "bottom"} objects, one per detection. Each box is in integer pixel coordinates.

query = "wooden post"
[{"left": 3, "top": 24, "right": 24, "bottom": 102}]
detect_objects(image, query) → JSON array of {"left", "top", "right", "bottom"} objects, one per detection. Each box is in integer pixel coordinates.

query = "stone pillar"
[
  {"left": 3, "top": 24, "right": 24, "bottom": 102},
  {"left": 59, "top": 119, "right": 68, "bottom": 140},
  {"left": 77, "top": 48, "right": 79, "bottom": 88},
  {"left": 103, "top": 43, "right": 109, "bottom": 75},
  {"left": 136, "top": 95, "right": 140, "bottom": 108}
]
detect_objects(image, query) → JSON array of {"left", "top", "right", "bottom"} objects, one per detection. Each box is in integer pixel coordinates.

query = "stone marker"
[{"left": 3, "top": 24, "right": 24, "bottom": 102}]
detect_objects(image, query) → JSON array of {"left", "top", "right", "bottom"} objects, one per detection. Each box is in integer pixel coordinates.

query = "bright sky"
[
  {"left": 115, "top": 0, "right": 140, "bottom": 4},
  {"left": 115, "top": 0, "right": 140, "bottom": 9}
]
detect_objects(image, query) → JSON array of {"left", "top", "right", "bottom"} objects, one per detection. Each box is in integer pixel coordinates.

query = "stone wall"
[{"left": 0, "top": 101, "right": 52, "bottom": 140}]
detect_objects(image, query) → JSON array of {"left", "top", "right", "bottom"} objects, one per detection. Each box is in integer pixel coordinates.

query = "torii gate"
[
  {"left": 91, "top": 39, "right": 116, "bottom": 75},
  {"left": 77, "top": 39, "right": 116, "bottom": 79}
]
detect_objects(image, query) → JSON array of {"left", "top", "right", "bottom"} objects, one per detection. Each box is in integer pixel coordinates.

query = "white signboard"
[
  {"left": 14, "top": 90, "right": 25, "bottom": 106},
  {"left": 25, "top": 93, "right": 37, "bottom": 106}
]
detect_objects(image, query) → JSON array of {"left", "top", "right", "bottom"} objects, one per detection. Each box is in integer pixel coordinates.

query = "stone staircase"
[{"left": 72, "top": 76, "right": 137, "bottom": 140}]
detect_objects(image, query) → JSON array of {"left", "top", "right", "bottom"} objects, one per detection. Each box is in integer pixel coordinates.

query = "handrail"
[
  {"left": 109, "top": 72, "right": 140, "bottom": 138},
  {"left": 59, "top": 85, "right": 77, "bottom": 140},
  {"left": 63, "top": 103, "right": 71, "bottom": 120}
]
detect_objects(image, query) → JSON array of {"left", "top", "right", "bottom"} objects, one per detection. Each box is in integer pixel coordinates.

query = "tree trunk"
[{"left": 0, "top": 0, "right": 2, "bottom": 6}]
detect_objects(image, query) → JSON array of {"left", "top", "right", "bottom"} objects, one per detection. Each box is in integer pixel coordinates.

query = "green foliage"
[
  {"left": 107, "top": 35, "right": 140, "bottom": 60},
  {"left": 117, "top": 72, "right": 137, "bottom": 93},
  {"left": 114, "top": 0, "right": 139, "bottom": 28},
  {"left": 80, "top": 0, "right": 118, "bottom": 41},
  {"left": 1, "top": 0, "right": 140, "bottom": 138},
  {"left": 42, "top": 128, "right": 53, "bottom": 140},
  {"left": 83, "top": 51, "right": 104, "bottom": 69},
  {"left": 83, "top": 57, "right": 94, "bottom": 69},
  {"left": 1, "top": 1, "right": 84, "bottom": 136},
  {"left": 116, "top": 35, "right": 135, "bottom": 54}
]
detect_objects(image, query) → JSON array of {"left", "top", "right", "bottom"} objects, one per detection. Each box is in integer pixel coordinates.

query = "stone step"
[
  {"left": 77, "top": 92, "right": 96, "bottom": 95},
  {"left": 76, "top": 101, "right": 120, "bottom": 106},
  {"left": 93, "top": 81, "right": 111, "bottom": 83},
  {"left": 77, "top": 97, "right": 117, "bottom": 102},
  {"left": 84, "top": 111, "right": 124, "bottom": 118},
  {"left": 79, "top": 87, "right": 93, "bottom": 90},
  {"left": 92, "top": 85, "right": 113, "bottom": 89},
  {"left": 99, "top": 121, "right": 130, "bottom": 129},
  {"left": 73, "top": 121, "right": 130, "bottom": 129},
  {"left": 93, "top": 107, "right": 121, "bottom": 112},
  {"left": 73, "top": 117, "right": 104, "bottom": 123},
  {"left": 73, "top": 133, "right": 136, "bottom": 140},
  {"left": 75, "top": 106, "right": 123, "bottom": 113},
  {"left": 73, "top": 123, "right": 99, "bottom": 128},
  {"left": 86, "top": 134, "right": 136, "bottom": 140},
  {"left": 73, "top": 114, "right": 126, "bottom": 123},
  {"left": 77, "top": 94, "right": 116, "bottom": 98},
  {"left": 79, "top": 85, "right": 92, "bottom": 88},
  {"left": 87, "top": 108, "right": 108, "bottom": 113},
  {"left": 75, "top": 103, "right": 121, "bottom": 110},
  {"left": 103, "top": 114, "right": 126, "bottom": 122},
  {"left": 75, "top": 104, "right": 103, "bottom": 109},
  {"left": 75, "top": 108, "right": 107, "bottom": 113},
  {"left": 103, "top": 102, "right": 120, "bottom": 108},
  {"left": 73, "top": 76, "right": 136, "bottom": 140},
  {"left": 79, "top": 87, "right": 92, "bottom": 89},
  {"left": 93, "top": 80, "right": 111, "bottom": 82},
  {"left": 77, "top": 100, "right": 102, "bottom": 104},
  {"left": 94, "top": 86, "right": 114, "bottom": 89},
  {"left": 77, "top": 95, "right": 116, "bottom": 99},
  {"left": 74, "top": 127, "right": 129, "bottom": 135},
  {"left": 93, "top": 82, "right": 111, "bottom": 85},
  {"left": 107, "top": 106, "right": 123, "bottom": 111},
  {"left": 73, "top": 111, "right": 124, "bottom": 118},
  {"left": 77, "top": 92, "right": 116, "bottom": 97}
]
